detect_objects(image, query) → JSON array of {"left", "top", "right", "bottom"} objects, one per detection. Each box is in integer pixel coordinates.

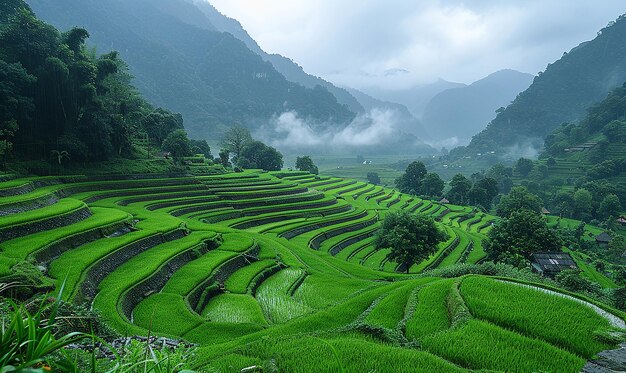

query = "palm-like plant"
[{"left": 50, "top": 150, "right": 70, "bottom": 165}]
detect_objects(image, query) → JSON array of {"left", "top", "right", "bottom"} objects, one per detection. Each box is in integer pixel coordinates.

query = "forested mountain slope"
[
  {"left": 457, "top": 14, "right": 626, "bottom": 159},
  {"left": 26, "top": 0, "right": 356, "bottom": 141}
]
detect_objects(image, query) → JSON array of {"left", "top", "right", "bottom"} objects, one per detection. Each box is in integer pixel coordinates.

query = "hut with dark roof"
[
  {"left": 594, "top": 232, "right": 613, "bottom": 247},
  {"left": 530, "top": 252, "right": 578, "bottom": 277}
]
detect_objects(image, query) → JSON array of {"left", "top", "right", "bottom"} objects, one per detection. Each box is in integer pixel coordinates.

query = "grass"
[
  {"left": 365, "top": 282, "right": 415, "bottom": 329},
  {"left": 421, "top": 319, "right": 586, "bottom": 372},
  {"left": 405, "top": 279, "right": 453, "bottom": 340},
  {"left": 460, "top": 276, "right": 615, "bottom": 358},
  {"left": 255, "top": 268, "right": 313, "bottom": 323},
  {"left": 202, "top": 294, "right": 267, "bottom": 325}
]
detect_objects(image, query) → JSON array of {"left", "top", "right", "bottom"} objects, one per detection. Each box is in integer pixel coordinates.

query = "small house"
[
  {"left": 531, "top": 252, "right": 578, "bottom": 277},
  {"left": 594, "top": 232, "right": 613, "bottom": 247},
  {"left": 616, "top": 216, "right": 626, "bottom": 226},
  {"left": 541, "top": 207, "right": 550, "bottom": 215},
  {"left": 439, "top": 198, "right": 450, "bottom": 204}
]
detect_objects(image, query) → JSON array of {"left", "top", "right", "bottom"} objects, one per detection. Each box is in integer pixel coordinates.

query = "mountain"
[
  {"left": 421, "top": 70, "right": 534, "bottom": 146},
  {"left": 188, "top": 0, "right": 365, "bottom": 114},
  {"left": 26, "top": 0, "right": 356, "bottom": 141},
  {"left": 345, "top": 88, "right": 430, "bottom": 139},
  {"left": 363, "top": 79, "right": 466, "bottom": 119},
  {"left": 456, "top": 14, "right": 626, "bottom": 160}
]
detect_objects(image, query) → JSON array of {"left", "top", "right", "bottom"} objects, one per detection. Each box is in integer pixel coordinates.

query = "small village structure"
[
  {"left": 594, "top": 232, "right": 613, "bottom": 247},
  {"left": 530, "top": 252, "right": 578, "bottom": 277}
]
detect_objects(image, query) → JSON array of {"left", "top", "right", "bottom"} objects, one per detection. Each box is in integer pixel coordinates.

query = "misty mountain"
[
  {"left": 363, "top": 79, "right": 466, "bottom": 118},
  {"left": 421, "top": 69, "right": 534, "bottom": 146},
  {"left": 456, "top": 15, "right": 626, "bottom": 160},
  {"left": 188, "top": 0, "right": 365, "bottom": 114},
  {"left": 26, "top": 0, "right": 356, "bottom": 141},
  {"left": 345, "top": 88, "right": 430, "bottom": 139}
]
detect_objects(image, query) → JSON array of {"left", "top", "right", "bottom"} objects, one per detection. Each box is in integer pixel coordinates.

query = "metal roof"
[{"left": 531, "top": 252, "right": 577, "bottom": 273}]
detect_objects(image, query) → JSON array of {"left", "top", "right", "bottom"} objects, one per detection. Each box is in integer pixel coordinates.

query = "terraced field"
[{"left": 1, "top": 170, "right": 623, "bottom": 372}]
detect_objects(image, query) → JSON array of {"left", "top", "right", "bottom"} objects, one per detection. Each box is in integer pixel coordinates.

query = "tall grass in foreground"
[
  {"left": 255, "top": 268, "right": 312, "bottom": 323},
  {"left": 460, "top": 276, "right": 616, "bottom": 357}
]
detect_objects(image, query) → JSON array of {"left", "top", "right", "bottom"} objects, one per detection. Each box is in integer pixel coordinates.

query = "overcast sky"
[{"left": 208, "top": 1, "right": 625, "bottom": 90}]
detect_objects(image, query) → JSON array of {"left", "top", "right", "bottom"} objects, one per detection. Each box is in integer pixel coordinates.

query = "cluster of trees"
[
  {"left": 446, "top": 173, "right": 500, "bottom": 210},
  {"left": 395, "top": 161, "right": 445, "bottom": 197},
  {"left": 0, "top": 6, "right": 199, "bottom": 166},
  {"left": 219, "top": 126, "right": 283, "bottom": 171}
]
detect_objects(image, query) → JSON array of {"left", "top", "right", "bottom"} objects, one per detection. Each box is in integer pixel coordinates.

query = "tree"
[
  {"left": 220, "top": 126, "right": 252, "bottom": 160},
  {"left": 420, "top": 173, "right": 444, "bottom": 197},
  {"left": 515, "top": 157, "right": 534, "bottom": 177},
  {"left": 189, "top": 139, "right": 212, "bottom": 159},
  {"left": 547, "top": 157, "right": 557, "bottom": 167},
  {"left": 475, "top": 177, "right": 499, "bottom": 207},
  {"left": 50, "top": 149, "right": 69, "bottom": 165},
  {"left": 598, "top": 193, "right": 621, "bottom": 220},
  {"left": 573, "top": 188, "right": 593, "bottom": 220},
  {"left": 395, "top": 161, "right": 427, "bottom": 194},
  {"left": 295, "top": 155, "right": 318, "bottom": 174},
  {"left": 218, "top": 149, "right": 230, "bottom": 167},
  {"left": 142, "top": 109, "right": 184, "bottom": 145},
  {"left": 496, "top": 186, "right": 543, "bottom": 217},
  {"left": 367, "top": 172, "right": 381, "bottom": 185},
  {"left": 484, "top": 209, "right": 563, "bottom": 266},
  {"left": 467, "top": 186, "right": 488, "bottom": 208},
  {"left": 162, "top": 129, "right": 192, "bottom": 162},
  {"left": 447, "top": 174, "right": 472, "bottom": 204},
  {"left": 240, "top": 140, "right": 283, "bottom": 171},
  {"left": 375, "top": 210, "right": 448, "bottom": 272}
]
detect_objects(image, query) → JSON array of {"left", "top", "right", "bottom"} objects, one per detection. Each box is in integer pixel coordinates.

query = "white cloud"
[{"left": 207, "top": 0, "right": 625, "bottom": 89}]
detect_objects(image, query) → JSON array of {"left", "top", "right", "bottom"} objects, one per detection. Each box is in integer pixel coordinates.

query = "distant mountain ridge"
[
  {"left": 188, "top": 0, "right": 365, "bottom": 114},
  {"left": 456, "top": 14, "right": 626, "bottom": 160},
  {"left": 26, "top": 0, "right": 356, "bottom": 141},
  {"left": 421, "top": 69, "right": 534, "bottom": 145}
]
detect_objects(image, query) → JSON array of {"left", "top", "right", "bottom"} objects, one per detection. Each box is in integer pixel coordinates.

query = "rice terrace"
[{"left": 1, "top": 0, "right": 626, "bottom": 372}]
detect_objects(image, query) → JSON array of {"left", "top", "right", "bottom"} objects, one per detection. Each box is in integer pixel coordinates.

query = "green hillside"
[
  {"left": 25, "top": 0, "right": 356, "bottom": 141},
  {"left": 455, "top": 14, "right": 626, "bottom": 161},
  {"left": 1, "top": 170, "right": 624, "bottom": 371}
]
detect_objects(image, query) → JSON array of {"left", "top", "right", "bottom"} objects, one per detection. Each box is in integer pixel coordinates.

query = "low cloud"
[{"left": 255, "top": 109, "right": 423, "bottom": 152}]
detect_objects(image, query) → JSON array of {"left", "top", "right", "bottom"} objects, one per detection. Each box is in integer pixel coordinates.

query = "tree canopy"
[
  {"left": 239, "top": 140, "right": 283, "bottom": 171},
  {"left": 295, "top": 155, "right": 318, "bottom": 175},
  {"left": 496, "top": 186, "right": 543, "bottom": 217},
  {"left": 375, "top": 210, "right": 448, "bottom": 272},
  {"left": 485, "top": 209, "right": 563, "bottom": 266}
]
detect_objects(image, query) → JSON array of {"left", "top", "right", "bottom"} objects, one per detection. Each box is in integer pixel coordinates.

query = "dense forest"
[
  {"left": 0, "top": 1, "right": 198, "bottom": 165},
  {"left": 26, "top": 0, "right": 357, "bottom": 141}
]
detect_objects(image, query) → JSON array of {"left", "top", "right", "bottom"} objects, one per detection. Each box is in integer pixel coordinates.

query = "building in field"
[
  {"left": 530, "top": 252, "right": 578, "bottom": 277},
  {"left": 594, "top": 232, "right": 613, "bottom": 247},
  {"left": 617, "top": 216, "right": 626, "bottom": 226}
]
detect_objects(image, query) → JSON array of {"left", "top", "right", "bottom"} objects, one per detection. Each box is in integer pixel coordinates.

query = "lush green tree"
[
  {"left": 446, "top": 173, "right": 472, "bottom": 204},
  {"left": 221, "top": 126, "right": 252, "bottom": 160},
  {"left": 496, "top": 186, "right": 543, "bottom": 217},
  {"left": 240, "top": 140, "right": 283, "bottom": 171},
  {"left": 515, "top": 157, "right": 534, "bottom": 177},
  {"left": 555, "top": 269, "right": 597, "bottom": 293},
  {"left": 366, "top": 172, "right": 381, "bottom": 185},
  {"left": 551, "top": 190, "right": 576, "bottom": 217},
  {"left": 547, "top": 157, "right": 557, "bottom": 167},
  {"left": 374, "top": 210, "right": 448, "bottom": 272},
  {"left": 162, "top": 129, "right": 192, "bottom": 162},
  {"left": 218, "top": 149, "right": 230, "bottom": 167},
  {"left": 420, "top": 173, "right": 444, "bottom": 197},
  {"left": 295, "top": 155, "right": 318, "bottom": 174},
  {"left": 467, "top": 186, "right": 488, "bottom": 208},
  {"left": 598, "top": 193, "right": 621, "bottom": 220},
  {"left": 189, "top": 139, "right": 212, "bottom": 159},
  {"left": 143, "top": 109, "right": 184, "bottom": 145},
  {"left": 395, "top": 161, "right": 427, "bottom": 194},
  {"left": 485, "top": 209, "right": 563, "bottom": 266},
  {"left": 573, "top": 188, "right": 593, "bottom": 220},
  {"left": 476, "top": 177, "right": 499, "bottom": 206}
]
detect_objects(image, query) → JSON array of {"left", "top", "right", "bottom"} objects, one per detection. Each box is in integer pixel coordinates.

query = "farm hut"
[
  {"left": 530, "top": 252, "right": 578, "bottom": 277},
  {"left": 439, "top": 198, "right": 450, "bottom": 204},
  {"left": 594, "top": 232, "right": 613, "bottom": 247},
  {"left": 617, "top": 216, "right": 626, "bottom": 226},
  {"left": 541, "top": 207, "right": 550, "bottom": 215}
]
